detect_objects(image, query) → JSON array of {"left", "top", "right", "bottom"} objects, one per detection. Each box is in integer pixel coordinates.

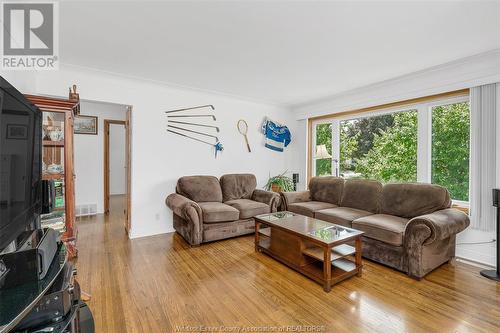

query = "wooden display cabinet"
[{"left": 25, "top": 94, "right": 79, "bottom": 258}]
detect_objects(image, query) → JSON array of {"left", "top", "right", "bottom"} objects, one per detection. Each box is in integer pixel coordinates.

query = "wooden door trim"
[
  {"left": 125, "top": 107, "right": 132, "bottom": 234},
  {"left": 104, "top": 119, "right": 126, "bottom": 214}
]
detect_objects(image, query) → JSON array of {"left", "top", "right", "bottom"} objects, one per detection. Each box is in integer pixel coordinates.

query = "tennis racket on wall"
[{"left": 237, "top": 119, "right": 251, "bottom": 152}]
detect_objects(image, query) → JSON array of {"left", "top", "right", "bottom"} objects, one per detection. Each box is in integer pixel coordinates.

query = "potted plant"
[{"left": 264, "top": 171, "right": 295, "bottom": 193}]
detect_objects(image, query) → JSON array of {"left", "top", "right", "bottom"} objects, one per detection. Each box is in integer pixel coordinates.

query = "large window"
[
  {"left": 311, "top": 94, "right": 470, "bottom": 203},
  {"left": 340, "top": 110, "right": 418, "bottom": 182},
  {"left": 431, "top": 102, "right": 470, "bottom": 201},
  {"left": 315, "top": 123, "right": 332, "bottom": 176}
]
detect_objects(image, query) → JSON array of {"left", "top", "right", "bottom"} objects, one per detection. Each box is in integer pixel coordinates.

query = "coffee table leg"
[
  {"left": 323, "top": 246, "right": 332, "bottom": 292},
  {"left": 255, "top": 221, "right": 261, "bottom": 252},
  {"left": 355, "top": 237, "right": 362, "bottom": 277}
]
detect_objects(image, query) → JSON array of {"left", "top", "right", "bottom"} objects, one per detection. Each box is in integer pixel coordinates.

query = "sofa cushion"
[
  {"left": 288, "top": 201, "right": 337, "bottom": 217},
  {"left": 220, "top": 174, "right": 257, "bottom": 202},
  {"left": 315, "top": 207, "right": 373, "bottom": 228},
  {"left": 225, "top": 199, "right": 270, "bottom": 219},
  {"left": 340, "top": 179, "right": 382, "bottom": 213},
  {"left": 309, "top": 176, "right": 344, "bottom": 205},
  {"left": 198, "top": 202, "right": 240, "bottom": 223},
  {"left": 352, "top": 214, "right": 409, "bottom": 246},
  {"left": 381, "top": 183, "right": 451, "bottom": 218},
  {"left": 177, "top": 176, "right": 222, "bottom": 202}
]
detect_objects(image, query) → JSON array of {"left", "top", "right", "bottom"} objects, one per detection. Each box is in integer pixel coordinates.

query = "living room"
[{"left": 0, "top": 1, "right": 499, "bottom": 333}]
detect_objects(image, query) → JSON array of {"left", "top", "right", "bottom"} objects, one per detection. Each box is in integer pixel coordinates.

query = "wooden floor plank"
[{"left": 74, "top": 196, "right": 500, "bottom": 333}]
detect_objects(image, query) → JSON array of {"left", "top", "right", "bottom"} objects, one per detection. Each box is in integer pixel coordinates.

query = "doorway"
[{"left": 104, "top": 114, "right": 131, "bottom": 233}]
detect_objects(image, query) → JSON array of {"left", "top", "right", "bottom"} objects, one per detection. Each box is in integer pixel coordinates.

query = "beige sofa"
[
  {"left": 166, "top": 174, "right": 280, "bottom": 246},
  {"left": 281, "top": 177, "right": 470, "bottom": 279}
]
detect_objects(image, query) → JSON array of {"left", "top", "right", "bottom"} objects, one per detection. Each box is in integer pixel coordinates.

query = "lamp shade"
[{"left": 315, "top": 144, "right": 332, "bottom": 159}]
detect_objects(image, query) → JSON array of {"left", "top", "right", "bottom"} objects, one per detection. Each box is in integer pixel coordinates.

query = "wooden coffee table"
[{"left": 254, "top": 212, "right": 364, "bottom": 292}]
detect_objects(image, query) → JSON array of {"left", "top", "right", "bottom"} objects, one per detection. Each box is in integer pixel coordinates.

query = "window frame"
[{"left": 308, "top": 92, "right": 470, "bottom": 204}]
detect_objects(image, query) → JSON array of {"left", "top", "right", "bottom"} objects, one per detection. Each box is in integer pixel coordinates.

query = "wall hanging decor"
[
  {"left": 165, "top": 104, "right": 222, "bottom": 158},
  {"left": 237, "top": 119, "right": 251, "bottom": 152},
  {"left": 261, "top": 117, "right": 291, "bottom": 152},
  {"left": 167, "top": 124, "right": 219, "bottom": 142},
  {"left": 74, "top": 115, "right": 98, "bottom": 135},
  {"left": 167, "top": 129, "right": 224, "bottom": 158},
  {"left": 168, "top": 114, "right": 216, "bottom": 121},
  {"left": 168, "top": 120, "right": 220, "bottom": 132},
  {"left": 164, "top": 104, "right": 214, "bottom": 113}
]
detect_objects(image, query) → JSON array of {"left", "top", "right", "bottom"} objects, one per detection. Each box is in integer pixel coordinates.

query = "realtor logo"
[{"left": 1, "top": 1, "right": 58, "bottom": 70}]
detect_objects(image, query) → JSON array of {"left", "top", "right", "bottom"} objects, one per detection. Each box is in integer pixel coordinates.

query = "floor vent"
[{"left": 76, "top": 203, "right": 98, "bottom": 217}]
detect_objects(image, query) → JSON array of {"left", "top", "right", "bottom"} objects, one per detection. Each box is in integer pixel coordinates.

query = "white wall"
[
  {"left": 109, "top": 124, "right": 126, "bottom": 195},
  {"left": 74, "top": 101, "right": 127, "bottom": 214},
  {"left": 19, "top": 64, "right": 301, "bottom": 238}
]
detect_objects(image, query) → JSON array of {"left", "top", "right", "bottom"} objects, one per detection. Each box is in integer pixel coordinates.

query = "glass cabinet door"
[{"left": 40, "top": 111, "right": 66, "bottom": 234}]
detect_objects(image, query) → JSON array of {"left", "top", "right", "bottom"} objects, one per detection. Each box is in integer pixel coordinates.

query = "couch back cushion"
[
  {"left": 340, "top": 179, "right": 383, "bottom": 213},
  {"left": 309, "top": 176, "right": 344, "bottom": 205},
  {"left": 381, "top": 183, "right": 451, "bottom": 218},
  {"left": 176, "top": 176, "right": 222, "bottom": 202},
  {"left": 220, "top": 174, "right": 257, "bottom": 202}
]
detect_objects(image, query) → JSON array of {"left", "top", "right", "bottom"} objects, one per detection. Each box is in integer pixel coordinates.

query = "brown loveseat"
[
  {"left": 281, "top": 177, "right": 470, "bottom": 279},
  {"left": 166, "top": 174, "right": 280, "bottom": 246}
]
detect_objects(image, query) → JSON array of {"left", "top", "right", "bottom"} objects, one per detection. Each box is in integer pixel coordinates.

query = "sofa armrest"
[
  {"left": 166, "top": 193, "right": 201, "bottom": 219},
  {"left": 404, "top": 208, "right": 469, "bottom": 279},
  {"left": 405, "top": 208, "right": 470, "bottom": 245},
  {"left": 166, "top": 193, "right": 203, "bottom": 245},
  {"left": 252, "top": 189, "right": 281, "bottom": 212},
  {"left": 280, "top": 191, "right": 311, "bottom": 209}
]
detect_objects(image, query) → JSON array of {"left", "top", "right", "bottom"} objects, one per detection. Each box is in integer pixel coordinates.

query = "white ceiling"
[{"left": 60, "top": 1, "right": 500, "bottom": 106}]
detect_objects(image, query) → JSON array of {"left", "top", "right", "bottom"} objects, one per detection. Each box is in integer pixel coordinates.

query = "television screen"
[{"left": 0, "top": 77, "right": 42, "bottom": 251}]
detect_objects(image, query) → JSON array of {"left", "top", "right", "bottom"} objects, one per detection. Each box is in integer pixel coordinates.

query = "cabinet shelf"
[
  {"left": 42, "top": 173, "right": 65, "bottom": 181},
  {"left": 43, "top": 140, "right": 65, "bottom": 147}
]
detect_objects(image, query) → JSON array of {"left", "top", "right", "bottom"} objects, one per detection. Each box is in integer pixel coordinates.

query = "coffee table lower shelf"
[{"left": 256, "top": 236, "right": 362, "bottom": 292}]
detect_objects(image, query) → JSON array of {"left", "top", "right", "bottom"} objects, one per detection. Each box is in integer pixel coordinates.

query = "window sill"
[{"left": 452, "top": 202, "right": 469, "bottom": 215}]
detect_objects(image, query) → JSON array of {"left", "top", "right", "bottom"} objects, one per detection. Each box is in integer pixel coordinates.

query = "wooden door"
[{"left": 103, "top": 119, "right": 126, "bottom": 215}]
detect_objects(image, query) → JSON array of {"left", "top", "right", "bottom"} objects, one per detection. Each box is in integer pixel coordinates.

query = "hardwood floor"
[{"left": 75, "top": 197, "right": 500, "bottom": 333}]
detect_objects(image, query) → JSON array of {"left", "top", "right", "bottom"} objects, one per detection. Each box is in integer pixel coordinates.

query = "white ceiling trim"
[
  {"left": 59, "top": 62, "right": 286, "bottom": 108},
  {"left": 293, "top": 49, "right": 500, "bottom": 120}
]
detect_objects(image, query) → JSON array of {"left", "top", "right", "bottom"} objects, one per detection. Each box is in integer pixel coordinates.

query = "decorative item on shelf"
[
  {"left": 165, "top": 104, "right": 222, "bottom": 158},
  {"left": 47, "top": 163, "right": 63, "bottom": 174},
  {"left": 261, "top": 118, "right": 291, "bottom": 152},
  {"left": 237, "top": 119, "right": 251, "bottom": 152},
  {"left": 68, "top": 84, "right": 80, "bottom": 114},
  {"left": 54, "top": 180, "right": 65, "bottom": 208},
  {"left": 74, "top": 115, "right": 98, "bottom": 135},
  {"left": 49, "top": 127, "right": 64, "bottom": 141},
  {"left": 264, "top": 171, "right": 295, "bottom": 193}
]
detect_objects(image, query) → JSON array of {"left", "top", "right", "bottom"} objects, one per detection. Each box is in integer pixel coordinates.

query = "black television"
[{"left": 0, "top": 76, "right": 42, "bottom": 251}]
